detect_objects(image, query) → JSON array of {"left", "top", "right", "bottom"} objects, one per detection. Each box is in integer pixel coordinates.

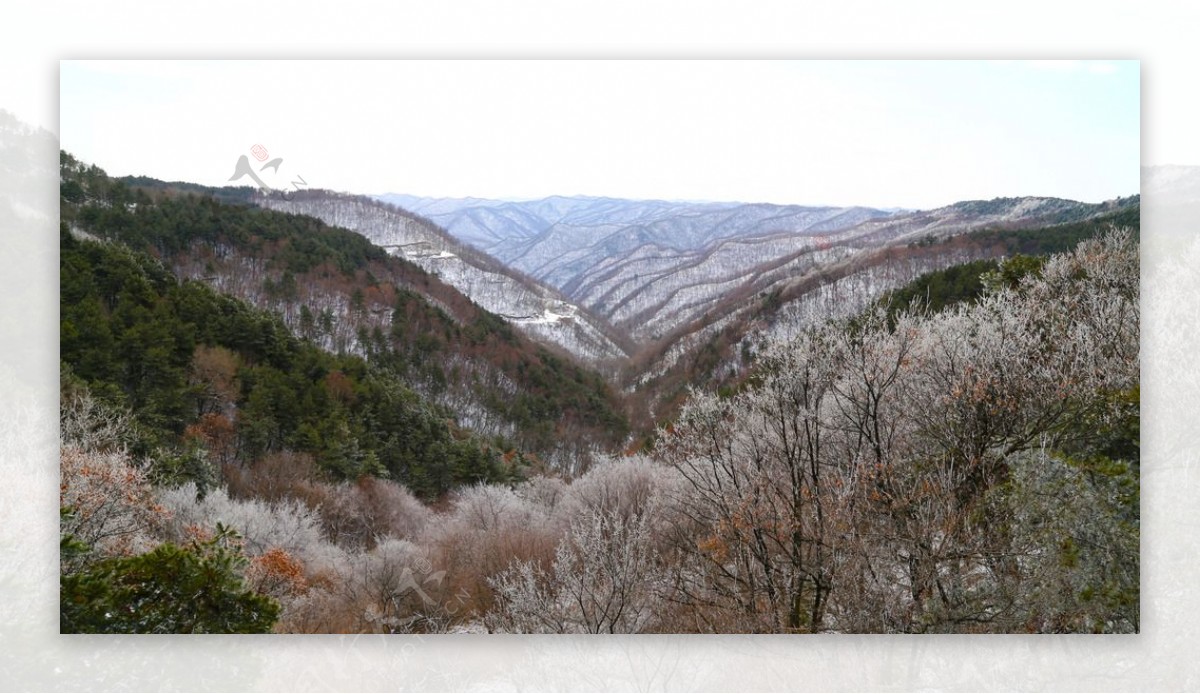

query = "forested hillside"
[
  {"left": 482, "top": 230, "right": 1138, "bottom": 633},
  {"left": 58, "top": 148, "right": 1136, "bottom": 634},
  {"left": 257, "top": 191, "right": 631, "bottom": 366},
  {"left": 623, "top": 205, "right": 1141, "bottom": 432},
  {"left": 61, "top": 154, "right": 628, "bottom": 472},
  {"left": 61, "top": 198, "right": 1138, "bottom": 632},
  {"left": 60, "top": 228, "right": 531, "bottom": 632},
  {"left": 61, "top": 230, "right": 514, "bottom": 497},
  {"left": 655, "top": 230, "right": 1139, "bottom": 632},
  {"left": 59, "top": 153, "right": 626, "bottom": 633}
]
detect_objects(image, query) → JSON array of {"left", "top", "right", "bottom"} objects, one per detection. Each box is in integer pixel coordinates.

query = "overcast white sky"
[{"left": 59, "top": 59, "right": 1138, "bottom": 209}]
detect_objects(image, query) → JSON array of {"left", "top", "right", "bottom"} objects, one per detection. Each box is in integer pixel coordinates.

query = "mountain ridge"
[
  {"left": 378, "top": 192, "right": 1135, "bottom": 346},
  {"left": 260, "top": 191, "right": 632, "bottom": 366},
  {"left": 62, "top": 156, "right": 631, "bottom": 474}
]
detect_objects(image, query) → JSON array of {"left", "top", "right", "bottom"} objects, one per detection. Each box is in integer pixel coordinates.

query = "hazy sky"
[{"left": 60, "top": 60, "right": 1139, "bottom": 209}]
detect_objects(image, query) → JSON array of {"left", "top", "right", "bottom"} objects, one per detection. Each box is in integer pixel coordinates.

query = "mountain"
[
  {"left": 376, "top": 194, "right": 893, "bottom": 341},
  {"left": 377, "top": 193, "right": 1129, "bottom": 344},
  {"left": 260, "top": 192, "right": 631, "bottom": 367},
  {"left": 65, "top": 163, "right": 1135, "bottom": 451},
  {"left": 373, "top": 192, "right": 1136, "bottom": 428},
  {"left": 57, "top": 145, "right": 1140, "bottom": 635},
  {"left": 622, "top": 202, "right": 1141, "bottom": 427},
  {"left": 61, "top": 155, "right": 629, "bottom": 474}
]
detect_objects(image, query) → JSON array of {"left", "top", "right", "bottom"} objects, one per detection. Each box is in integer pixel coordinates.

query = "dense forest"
[
  {"left": 623, "top": 204, "right": 1141, "bottom": 429},
  {"left": 59, "top": 152, "right": 1138, "bottom": 633},
  {"left": 61, "top": 230, "right": 516, "bottom": 496},
  {"left": 61, "top": 154, "right": 628, "bottom": 470}
]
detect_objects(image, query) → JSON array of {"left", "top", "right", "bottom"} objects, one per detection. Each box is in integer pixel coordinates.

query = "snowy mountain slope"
[
  {"left": 258, "top": 191, "right": 631, "bottom": 365},
  {"left": 376, "top": 194, "right": 899, "bottom": 340},
  {"left": 382, "top": 193, "right": 1123, "bottom": 342},
  {"left": 653, "top": 195, "right": 1138, "bottom": 352},
  {"left": 624, "top": 198, "right": 1140, "bottom": 425}
]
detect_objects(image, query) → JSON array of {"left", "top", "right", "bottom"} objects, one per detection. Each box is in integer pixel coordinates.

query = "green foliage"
[
  {"left": 877, "top": 258, "right": 998, "bottom": 323},
  {"left": 876, "top": 254, "right": 1048, "bottom": 326},
  {"left": 1057, "top": 384, "right": 1140, "bottom": 509},
  {"left": 980, "top": 254, "right": 1048, "bottom": 292},
  {"left": 150, "top": 441, "right": 218, "bottom": 498},
  {"left": 62, "top": 152, "right": 629, "bottom": 470},
  {"left": 59, "top": 507, "right": 92, "bottom": 574},
  {"left": 119, "top": 174, "right": 259, "bottom": 206},
  {"left": 876, "top": 205, "right": 1139, "bottom": 326},
  {"left": 61, "top": 153, "right": 388, "bottom": 278},
  {"left": 1040, "top": 385, "right": 1139, "bottom": 630},
  {"left": 969, "top": 205, "right": 1140, "bottom": 257},
  {"left": 760, "top": 289, "right": 783, "bottom": 313},
  {"left": 61, "top": 224, "right": 513, "bottom": 499},
  {"left": 60, "top": 524, "right": 280, "bottom": 634}
]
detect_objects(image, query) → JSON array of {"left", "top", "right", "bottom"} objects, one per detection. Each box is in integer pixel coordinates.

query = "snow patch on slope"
[{"left": 259, "top": 193, "right": 629, "bottom": 364}]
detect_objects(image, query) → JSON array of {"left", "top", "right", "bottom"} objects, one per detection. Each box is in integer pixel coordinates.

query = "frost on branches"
[
  {"left": 58, "top": 231, "right": 1139, "bottom": 633},
  {"left": 656, "top": 230, "right": 1139, "bottom": 633}
]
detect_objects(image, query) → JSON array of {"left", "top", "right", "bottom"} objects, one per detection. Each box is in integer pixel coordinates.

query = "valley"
[
  {"left": 259, "top": 193, "right": 632, "bottom": 367},
  {"left": 383, "top": 193, "right": 1129, "bottom": 342},
  {"left": 69, "top": 159, "right": 1138, "bottom": 446},
  {"left": 380, "top": 191, "right": 1138, "bottom": 422},
  {"left": 44, "top": 58, "right": 1145, "bottom": 640},
  {"left": 57, "top": 149, "right": 1140, "bottom": 636}
]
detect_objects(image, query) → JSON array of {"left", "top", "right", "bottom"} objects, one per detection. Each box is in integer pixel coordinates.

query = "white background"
[{"left": 2, "top": 1, "right": 1198, "bottom": 690}]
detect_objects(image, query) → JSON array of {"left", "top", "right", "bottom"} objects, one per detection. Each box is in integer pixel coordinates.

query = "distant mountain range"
[
  {"left": 56, "top": 135, "right": 1144, "bottom": 456},
  {"left": 377, "top": 192, "right": 1137, "bottom": 344},
  {"left": 68, "top": 154, "right": 1143, "bottom": 439}
]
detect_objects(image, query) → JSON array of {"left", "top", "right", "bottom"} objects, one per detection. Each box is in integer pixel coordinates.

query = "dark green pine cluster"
[{"left": 60, "top": 220, "right": 513, "bottom": 499}]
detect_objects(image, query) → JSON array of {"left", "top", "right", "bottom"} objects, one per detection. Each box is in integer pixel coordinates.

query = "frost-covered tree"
[
  {"left": 487, "top": 506, "right": 663, "bottom": 633},
  {"left": 659, "top": 316, "right": 885, "bottom": 632},
  {"left": 423, "top": 483, "right": 559, "bottom": 617},
  {"left": 60, "top": 379, "right": 280, "bottom": 633},
  {"left": 658, "top": 230, "right": 1139, "bottom": 633},
  {"left": 59, "top": 385, "right": 165, "bottom": 561}
]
